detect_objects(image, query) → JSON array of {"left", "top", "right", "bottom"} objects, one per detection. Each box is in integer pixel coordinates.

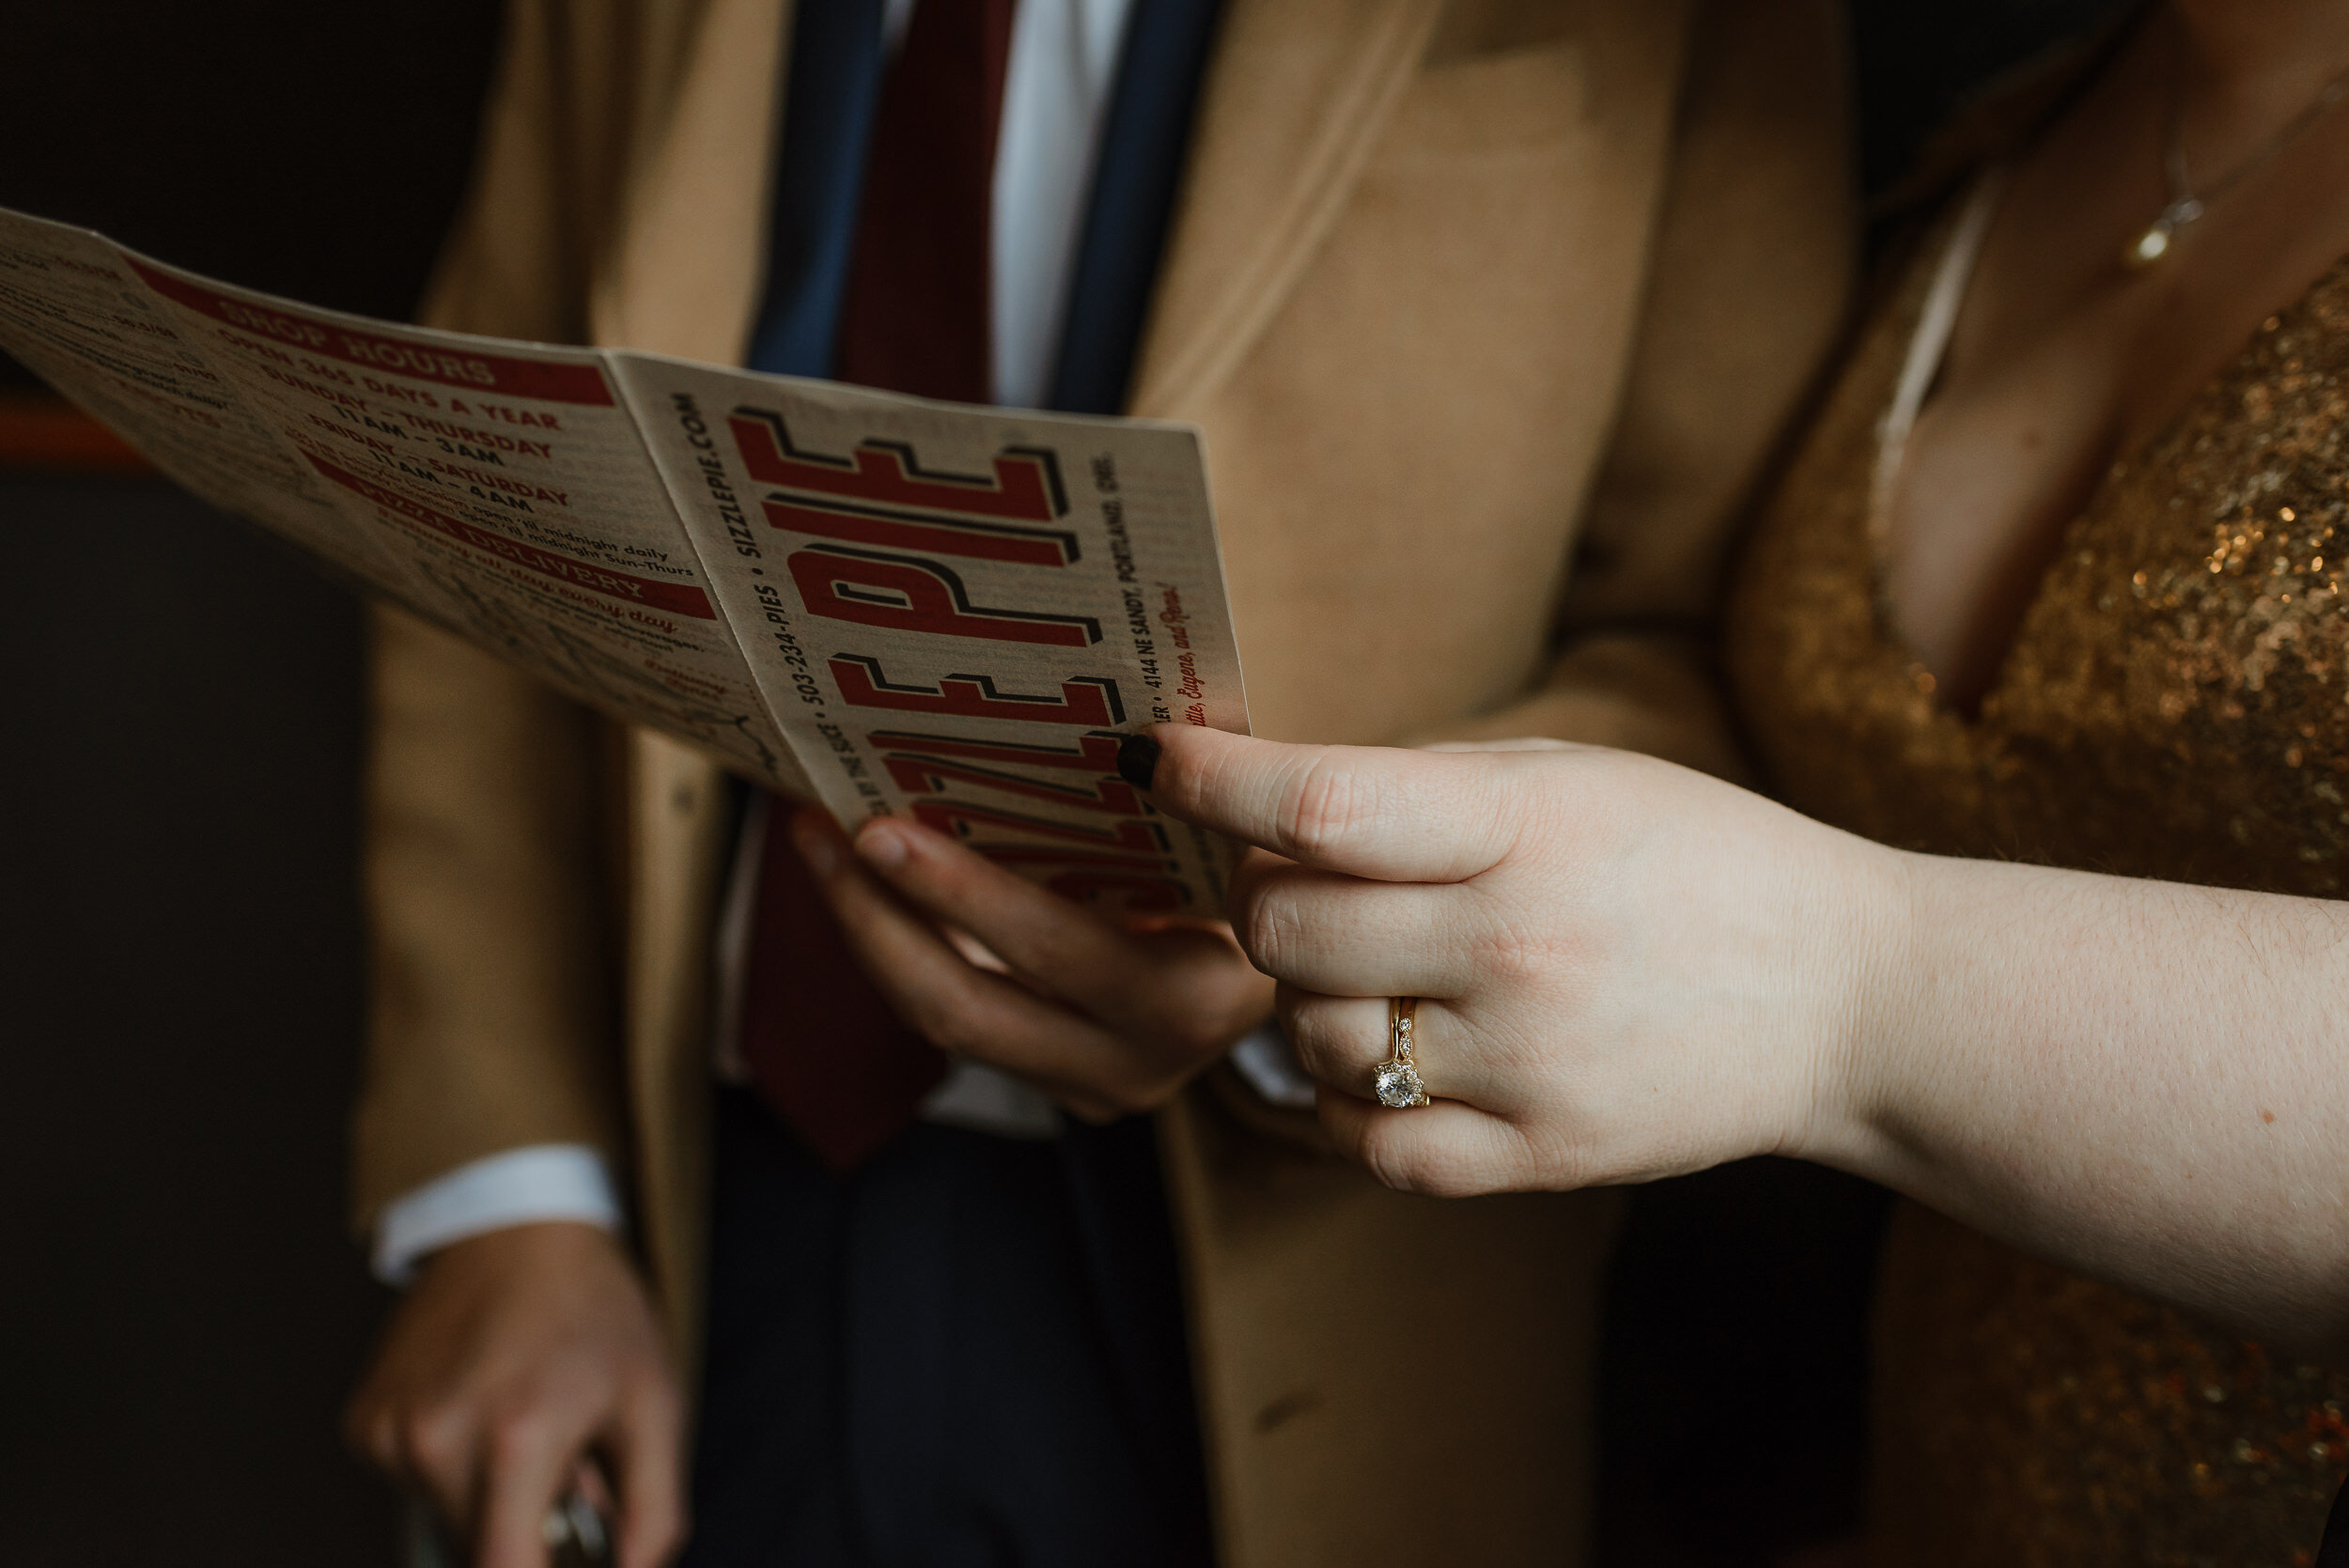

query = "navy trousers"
[{"left": 679, "top": 1089, "right": 1214, "bottom": 1568}]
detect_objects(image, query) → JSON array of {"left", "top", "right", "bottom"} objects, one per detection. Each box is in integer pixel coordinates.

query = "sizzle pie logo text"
[{"left": 729, "top": 407, "right": 1185, "bottom": 908}]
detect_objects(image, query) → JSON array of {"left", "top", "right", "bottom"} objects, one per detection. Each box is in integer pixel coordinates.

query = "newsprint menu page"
[{"left": 0, "top": 204, "right": 1249, "bottom": 912}]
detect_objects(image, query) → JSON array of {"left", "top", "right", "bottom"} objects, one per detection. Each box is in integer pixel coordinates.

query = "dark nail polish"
[{"left": 1116, "top": 732, "right": 1161, "bottom": 791}]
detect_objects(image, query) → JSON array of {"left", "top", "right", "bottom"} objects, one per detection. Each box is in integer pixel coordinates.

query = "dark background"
[
  {"left": 0, "top": 3, "right": 2119, "bottom": 1564},
  {"left": 0, "top": 5, "right": 500, "bottom": 1564}
]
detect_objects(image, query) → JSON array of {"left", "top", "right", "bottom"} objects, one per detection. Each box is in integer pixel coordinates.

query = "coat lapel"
[
  {"left": 593, "top": 0, "right": 795, "bottom": 364},
  {"left": 587, "top": 0, "right": 794, "bottom": 1360},
  {"left": 592, "top": 0, "right": 1439, "bottom": 411},
  {"left": 623, "top": 728, "right": 732, "bottom": 1374},
  {"left": 1128, "top": 0, "right": 1443, "bottom": 418}
]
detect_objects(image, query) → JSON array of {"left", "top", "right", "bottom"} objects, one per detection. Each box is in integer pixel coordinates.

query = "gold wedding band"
[{"left": 1373, "top": 996, "right": 1429, "bottom": 1109}]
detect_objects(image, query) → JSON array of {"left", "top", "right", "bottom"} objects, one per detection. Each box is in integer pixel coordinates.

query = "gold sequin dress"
[{"left": 1725, "top": 186, "right": 2349, "bottom": 1566}]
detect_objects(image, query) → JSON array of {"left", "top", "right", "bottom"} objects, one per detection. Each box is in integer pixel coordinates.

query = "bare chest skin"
[{"left": 1885, "top": 13, "right": 2349, "bottom": 714}]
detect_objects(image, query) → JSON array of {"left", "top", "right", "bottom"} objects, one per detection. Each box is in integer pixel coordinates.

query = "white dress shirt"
[{"left": 374, "top": 0, "right": 1312, "bottom": 1284}]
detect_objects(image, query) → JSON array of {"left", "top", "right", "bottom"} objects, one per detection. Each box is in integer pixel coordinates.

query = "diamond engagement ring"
[{"left": 1373, "top": 996, "right": 1429, "bottom": 1109}]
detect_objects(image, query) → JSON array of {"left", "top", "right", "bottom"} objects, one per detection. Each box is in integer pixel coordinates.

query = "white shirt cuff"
[
  {"left": 921, "top": 1058, "right": 1063, "bottom": 1139},
  {"left": 1229, "top": 1020, "right": 1316, "bottom": 1110},
  {"left": 371, "top": 1143, "right": 624, "bottom": 1286}
]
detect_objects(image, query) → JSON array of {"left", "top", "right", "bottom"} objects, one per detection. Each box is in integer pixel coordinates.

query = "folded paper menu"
[{"left": 0, "top": 204, "right": 1249, "bottom": 911}]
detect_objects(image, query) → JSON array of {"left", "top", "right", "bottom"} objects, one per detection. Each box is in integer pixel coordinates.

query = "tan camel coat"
[{"left": 353, "top": 2, "right": 1854, "bottom": 1561}]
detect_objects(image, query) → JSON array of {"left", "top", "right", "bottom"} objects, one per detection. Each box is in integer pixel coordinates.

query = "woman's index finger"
[{"left": 1126, "top": 725, "right": 1514, "bottom": 883}]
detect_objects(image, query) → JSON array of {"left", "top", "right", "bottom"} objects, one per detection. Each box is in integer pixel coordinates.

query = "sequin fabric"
[{"left": 1726, "top": 212, "right": 2349, "bottom": 1565}]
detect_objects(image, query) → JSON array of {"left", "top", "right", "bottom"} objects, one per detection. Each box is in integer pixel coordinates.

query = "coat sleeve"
[
  {"left": 1415, "top": 0, "right": 1856, "bottom": 781},
  {"left": 346, "top": 0, "right": 702, "bottom": 1234},
  {"left": 350, "top": 604, "right": 626, "bottom": 1231}
]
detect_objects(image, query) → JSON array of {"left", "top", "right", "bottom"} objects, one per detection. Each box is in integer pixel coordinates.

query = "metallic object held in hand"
[
  {"left": 546, "top": 1489, "right": 614, "bottom": 1568},
  {"left": 406, "top": 1490, "right": 614, "bottom": 1568}
]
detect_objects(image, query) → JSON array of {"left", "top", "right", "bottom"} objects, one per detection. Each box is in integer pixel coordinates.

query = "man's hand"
[
  {"left": 792, "top": 807, "right": 1277, "bottom": 1121},
  {"left": 346, "top": 1222, "right": 686, "bottom": 1568}
]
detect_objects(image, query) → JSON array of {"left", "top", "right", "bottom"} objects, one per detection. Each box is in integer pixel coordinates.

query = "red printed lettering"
[
  {"left": 759, "top": 494, "right": 1078, "bottom": 567},
  {"left": 863, "top": 731, "right": 1126, "bottom": 770},
  {"left": 830, "top": 658, "right": 1123, "bottom": 724},
  {"left": 790, "top": 547, "right": 1097, "bottom": 646},
  {"left": 305, "top": 455, "right": 712, "bottom": 617},
  {"left": 909, "top": 801, "right": 1166, "bottom": 853},
  {"left": 879, "top": 754, "right": 1143, "bottom": 815},
  {"left": 729, "top": 408, "right": 1065, "bottom": 520},
  {"left": 131, "top": 259, "right": 614, "bottom": 405}
]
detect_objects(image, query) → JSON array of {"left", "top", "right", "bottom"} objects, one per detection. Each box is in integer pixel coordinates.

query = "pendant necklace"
[{"left": 2123, "top": 46, "right": 2349, "bottom": 270}]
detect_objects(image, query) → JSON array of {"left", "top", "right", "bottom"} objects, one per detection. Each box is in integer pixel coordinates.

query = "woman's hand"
[
  {"left": 793, "top": 807, "right": 1276, "bottom": 1122},
  {"left": 1126, "top": 726, "right": 1909, "bottom": 1194},
  {"left": 1132, "top": 724, "right": 2349, "bottom": 1353}
]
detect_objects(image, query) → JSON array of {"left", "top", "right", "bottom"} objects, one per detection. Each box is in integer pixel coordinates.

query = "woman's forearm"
[
  {"left": 1834, "top": 851, "right": 2349, "bottom": 1350},
  {"left": 1128, "top": 723, "right": 2349, "bottom": 1354}
]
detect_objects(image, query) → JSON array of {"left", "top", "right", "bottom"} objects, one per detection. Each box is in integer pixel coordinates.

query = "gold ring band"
[{"left": 1373, "top": 996, "right": 1429, "bottom": 1108}]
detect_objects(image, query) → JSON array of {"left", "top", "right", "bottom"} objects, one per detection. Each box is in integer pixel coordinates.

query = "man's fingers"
[
  {"left": 605, "top": 1385, "right": 687, "bottom": 1568},
  {"left": 795, "top": 813, "right": 1153, "bottom": 1103},
  {"left": 345, "top": 1393, "right": 414, "bottom": 1489},
  {"left": 393, "top": 1404, "right": 482, "bottom": 1537},
  {"left": 1232, "top": 861, "right": 1481, "bottom": 995},
  {"left": 1125, "top": 726, "right": 1516, "bottom": 882},
  {"left": 474, "top": 1406, "right": 578, "bottom": 1568},
  {"left": 843, "top": 815, "right": 1150, "bottom": 1015}
]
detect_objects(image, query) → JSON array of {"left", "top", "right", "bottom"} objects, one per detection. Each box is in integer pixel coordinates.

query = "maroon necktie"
[
  {"left": 835, "top": 0, "right": 1019, "bottom": 403},
  {"left": 738, "top": 0, "right": 1019, "bottom": 1171}
]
